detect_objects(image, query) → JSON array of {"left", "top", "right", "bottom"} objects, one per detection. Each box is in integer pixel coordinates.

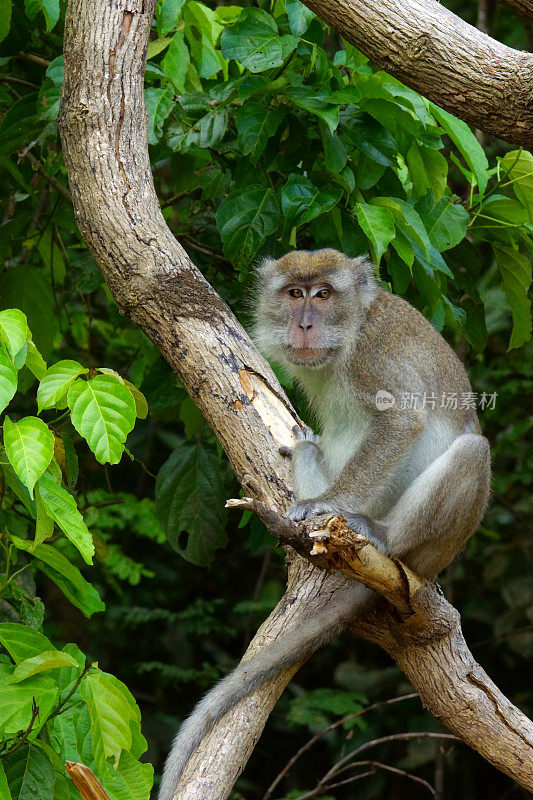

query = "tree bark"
[
  {"left": 58, "top": 1, "right": 533, "bottom": 799},
  {"left": 302, "top": 0, "right": 533, "bottom": 146},
  {"left": 498, "top": 0, "right": 533, "bottom": 18}
]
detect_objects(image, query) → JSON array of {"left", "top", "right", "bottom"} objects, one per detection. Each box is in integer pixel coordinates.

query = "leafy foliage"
[{"left": 0, "top": 0, "right": 531, "bottom": 798}]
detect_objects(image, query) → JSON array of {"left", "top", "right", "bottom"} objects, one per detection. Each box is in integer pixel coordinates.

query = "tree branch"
[
  {"left": 58, "top": 2, "right": 533, "bottom": 798},
  {"left": 301, "top": 0, "right": 533, "bottom": 145}
]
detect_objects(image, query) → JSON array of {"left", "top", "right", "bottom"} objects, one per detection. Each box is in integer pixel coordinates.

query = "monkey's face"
[
  {"left": 253, "top": 250, "right": 378, "bottom": 371},
  {"left": 280, "top": 282, "right": 343, "bottom": 366}
]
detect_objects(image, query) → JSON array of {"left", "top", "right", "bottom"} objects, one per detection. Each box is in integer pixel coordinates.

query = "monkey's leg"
[{"left": 384, "top": 433, "right": 490, "bottom": 579}]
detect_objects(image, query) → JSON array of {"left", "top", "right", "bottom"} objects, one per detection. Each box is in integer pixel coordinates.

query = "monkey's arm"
[
  {"left": 288, "top": 411, "right": 423, "bottom": 521},
  {"left": 290, "top": 426, "right": 330, "bottom": 499}
]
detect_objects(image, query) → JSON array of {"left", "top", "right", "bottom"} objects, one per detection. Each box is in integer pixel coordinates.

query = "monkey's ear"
[
  {"left": 257, "top": 257, "right": 277, "bottom": 277},
  {"left": 352, "top": 255, "right": 378, "bottom": 288}
]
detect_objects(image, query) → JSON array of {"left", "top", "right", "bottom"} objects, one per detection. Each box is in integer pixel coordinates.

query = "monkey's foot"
[{"left": 285, "top": 499, "right": 337, "bottom": 521}]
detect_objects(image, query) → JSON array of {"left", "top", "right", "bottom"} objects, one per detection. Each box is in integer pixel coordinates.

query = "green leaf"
[
  {"left": 430, "top": 104, "right": 488, "bottom": 195},
  {"left": 3, "top": 416, "right": 54, "bottom": 497},
  {"left": 0, "top": 0, "right": 12, "bottom": 43},
  {"left": 0, "top": 95, "right": 40, "bottom": 157},
  {"left": 37, "top": 359, "right": 89, "bottom": 412},
  {"left": 161, "top": 30, "right": 190, "bottom": 93},
  {"left": 67, "top": 375, "right": 136, "bottom": 465},
  {"left": 80, "top": 671, "right": 140, "bottom": 770},
  {"left": 282, "top": 174, "right": 342, "bottom": 228},
  {"left": 493, "top": 246, "right": 532, "bottom": 350},
  {"left": 36, "top": 471, "right": 95, "bottom": 564},
  {"left": 500, "top": 150, "right": 533, "bottom": 222},
  {"left": 0, "top": 309, "right": 27, "bottom": 361},
  {"left": 422, "top": 198, "right": 469, "bottom": 252},
  {"left": 158, "top": 0, "right": 185, "bottom": 34},
  {"left": 221, "top": 8, "right": 298, "bottom": 73},
  {"left": 10, "top": 537, "right": 105, "bottom": 617},
  {"left": 235, "top": 102, "right": 285, "bottom": 163},
  {"left": 24, "top": 0, "right": 59, "bottom": 32},
  {"left": 24, "top": 341, "right": 47, "bottom": 380},
  {"left": 284, "top": 87, "right": 339, "bottom": 133},
  {"left": 285, "top": 0, "right": 315, "bottom": 35},
  {"left": 7, "top": 650, "right": 79, "bottom": 684},
  {"left": 354, "top": 203, "right": 395, "bottom": 265},
  {"left": 2, "top": 744, "right": 55, "bottom": 800},
  {"left": 102, "top": 751, "right": 154, "bottom": 800},
  {"left": 0, "top": 762, "right": 10, "bottom": 800},
  {"left": 0, "top": 348, "right": 18, "bottom": 414},
  {"left": 156, "top": 443, "right": 228, "bottom": 566},
  {"left": 123, "top": 381, "right": 149, "bottom": 420},
  {"left": 406, "top": 141, "right": 448, "bottom": 202},
  {"left": 0, "top": 663, "right": 59, "bottom": 736},
  {"left": 0, "top": 622, "right": 54, "bottom": 663},
  {"left": 147, "top": 36, "right": 172, "bottom": 59},
  {"left": 145, "top": 87, "right": 174, "bottom": 145},
  {"left": 342, "top": 114, "right": 397, "bottom": 166},
  {"left": 321, "top": 126, "right": 347, "bottom": 173},
  {"left": 35, "top": 484, "right": 54, "bottom": 548},
  {"left": 216, "top": 185, "right": 280, "bottom": 266}
]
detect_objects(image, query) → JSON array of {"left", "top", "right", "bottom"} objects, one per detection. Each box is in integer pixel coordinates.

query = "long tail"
[{"left": 158, "top": 581, "right": 372, "bottom": 800}]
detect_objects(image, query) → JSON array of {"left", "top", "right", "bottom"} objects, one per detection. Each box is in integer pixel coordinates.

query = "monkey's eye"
[
  {"left": 288, "top": 287, "right": 304, "bottom": 298},
  {"left": 315, "top": 288, "right": 331, "bottom": 299}
]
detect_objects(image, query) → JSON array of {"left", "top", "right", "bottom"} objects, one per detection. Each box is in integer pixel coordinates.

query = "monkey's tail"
[{"left": 158, "top": 582, "right": 371, "bottom": 800}]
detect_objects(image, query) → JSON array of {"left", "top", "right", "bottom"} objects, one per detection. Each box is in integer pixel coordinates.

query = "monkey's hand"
[{"left": 280, "top": 425, "right": 320, "bottom": 459}]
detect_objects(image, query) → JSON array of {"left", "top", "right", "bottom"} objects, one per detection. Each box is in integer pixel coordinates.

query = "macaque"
[{"left": 159, "top": 249, "right": 490, "bottom": 800}]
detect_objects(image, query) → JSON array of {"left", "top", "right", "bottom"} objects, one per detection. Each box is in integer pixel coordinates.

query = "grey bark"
[{"left": 58, "top": 1, "right": 533, "bottom": 799}]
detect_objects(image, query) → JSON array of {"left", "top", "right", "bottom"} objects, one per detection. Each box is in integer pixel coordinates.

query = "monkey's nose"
[{"left": 299, "top": 322, "right": 313, "bottom": 330}]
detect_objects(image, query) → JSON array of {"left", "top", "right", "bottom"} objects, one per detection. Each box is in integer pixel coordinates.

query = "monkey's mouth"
[{"left": 285, "top": 346, "right": 333, "bottom": 365}]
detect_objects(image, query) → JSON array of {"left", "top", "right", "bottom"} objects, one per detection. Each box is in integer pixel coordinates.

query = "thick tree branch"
[
  {"left": 58, "top": 1, "right": 533, "bottom": 798},
  {"left": 498, "top": 0, "right": 533, "bottom": 18},
  {"left": 301, "top": 0, "right": 533, "bottom": 145}
]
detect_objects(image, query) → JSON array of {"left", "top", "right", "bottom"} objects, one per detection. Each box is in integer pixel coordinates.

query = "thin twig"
[
  {"left": 263, "top": 693, "right": 419, "bottom": 800},
  {"left": 20, "top": 151, "right": 72, "bottom": 203},
  {"left": 0, "top": 699, "right": 39, "bottom": 759}
]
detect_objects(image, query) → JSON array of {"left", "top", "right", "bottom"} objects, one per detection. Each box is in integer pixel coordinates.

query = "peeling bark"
[{"left": 59, "top": 2, "right": 533, "bottom": 799}]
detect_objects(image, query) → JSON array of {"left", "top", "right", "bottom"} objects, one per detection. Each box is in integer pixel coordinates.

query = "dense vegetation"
[{"left": 0, "top": 0, "right": 531, "bottom": 798}]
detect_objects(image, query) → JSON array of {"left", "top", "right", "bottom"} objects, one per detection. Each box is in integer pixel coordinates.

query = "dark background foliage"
[{"left": 0, "top": 0, "right": 531, "bottom": 798}]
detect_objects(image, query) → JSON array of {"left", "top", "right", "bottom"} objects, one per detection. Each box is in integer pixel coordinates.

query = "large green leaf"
[
  {"left": 282, "top": 175, "right": 342, "bottom": 228},
  {"left": 285, "top": 0, "right": 315, "bottom": 35},
  {"left": 161, "top": 30, "right": 190, "bottom": 93},
  {"left": 0, "top": 0, "right": 12, "bottom": 43},
  {"left": 145, "top": 87, "right": 174, "bottom": 145},
  {"left": 80, "top": 671, "right": 140, "bottom": 771},
  {"left": 10, "top": 537, "right": 105, "bottom": 617},
  {"left": 3, "top": 416, "right": 54, "bottom": 497},
  {"left": 36, "top": 471, "right": 95, "bottom": 564},
  {"left": 493, "top": 246, "right": 532, "bottom": 350},
  {"left": 67, "top": 375, "right": 136, "bottom": 465},
  {"left": 102, "top": 751, "right": 154, "bottom": 800},
  {"left": 158, "top": 0, "right": 185, "bottom": 34},
  {"left": 156, "top": 443, "right": 228, "bottom": 566},
  {"left": 422, "top": 198, "right": 469, "bottom": 252},
  {"left": 37, "top": 359, "right": 89, "bottom": 412},
  {"left": 0, "top": 762, "right": 10, "bottom": 800},
  {"left": 24, "top": 341, "right": 47, "bottom": 380},
  {"left": 0, "top": 348, "right": 18, "bottom": 414},
  {"left": 2, "top": 744, "right": 55, "bottom": 800},
  {"left": 0, "top": 309, "right": 27, "bottom": 361},
  {"left": 7, "top": 649, "right": 79, "bottom": 684},
  {"left": 430, "top": 104, "right": 488, "bottom": 195},
  {"left": 216, "top": 185, "right": 280, "bottom": 265},
  {"left": 354, "top": 202, "right": 395, "bottom": 265},
  {"left": 221, "top": 8, "right": 298, "bottom": 73},
  {"left": 0, "top": 663, "right": 59, "bottom": 736},
  {"left": 235, "top": 102, "right": 285, "bottom": 163},
  {"left": 500, "top": 150, "right": 533, "bottom": 222},
  {"left": 0, "top": 622, "right": 54, "bottom": 663},
  {"left": 24, "top": 0, "right": 59, "bottom": 31},
  {"left": 406, "top": 141, "right": 447, "bottom": 202}
]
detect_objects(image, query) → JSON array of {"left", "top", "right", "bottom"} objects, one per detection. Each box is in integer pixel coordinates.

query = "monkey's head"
[{"left": 253, "top": 249, "right": 378, "bottom": 370}]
